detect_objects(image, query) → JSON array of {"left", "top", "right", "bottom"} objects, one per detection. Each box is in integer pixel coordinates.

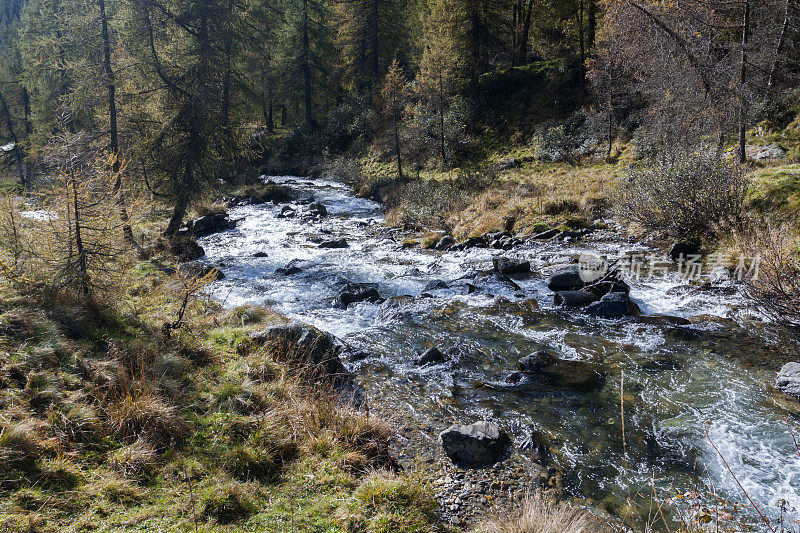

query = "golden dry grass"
[{"left": 474, "top": 497, "right": 603, "bottom": 533}]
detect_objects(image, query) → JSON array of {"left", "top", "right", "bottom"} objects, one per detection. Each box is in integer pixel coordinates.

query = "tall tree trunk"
[
  {"left": 302, "top": 0, "right": 314, "bottom": 130},
  {"left": 267, "top": 79, "right": 274, "bottom": 132},
  {"left": 70, "top": 171, "right": 89, "bottom": 296},
  {"left": 766, "top": 0, "right": 794, "bottom": 103},
  {"left": 370, "top": 0, "right": 380, "bottom": 82},
  {"left": 587, "top": 0, "right": 596, "bottom": 51},
  {"left": 0, "top": 91, "right": 26, "bottom": 188},
  {"left": 576, "top": 0, "right": 585, "bottom": 90},
  {"left": 516, "top": 0, "right": 534, "bottom": 65},
  {"left": 469, "top": 7, "right": 481, "bottom": 97},
  {"left": 438, "top": 74, "right": 446, "bottom": 168},
  {"left": 393, "top": 110, "right": 403, "bottom": 180},
  {"left": 99, "top": 0, "right": 134, "bottom": 244},
  {"left": 738, "top": 0, "right": 750, "bottom": 164}
]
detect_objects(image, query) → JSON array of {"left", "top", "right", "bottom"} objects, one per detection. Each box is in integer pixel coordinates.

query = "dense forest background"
[{"left": 1, "top": 0, "right": 798, "bottom": 236}]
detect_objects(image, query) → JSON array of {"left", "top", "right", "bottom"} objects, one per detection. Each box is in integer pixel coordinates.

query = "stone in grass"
[{"left": 439, "top": 421, "right": 512, "bottom": 467}]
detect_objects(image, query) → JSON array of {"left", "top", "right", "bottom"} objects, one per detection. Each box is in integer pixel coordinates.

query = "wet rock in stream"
[
  {"left": 546, "top": 265, "right": 586, "bottom": 292},
  {"left": 439, "top": 421, "right": 512, "bottom": 467},
  {"left": 333, "top": 283, "right": 382, "bottom": 309},
  {"left": 318, "top": 238, "right": 349, "bottom": 248},
  {"left": 416, "top": 346, "right": 448, "bottom": 366},
  {"left": 492, "top": 256, "right": 531, "bottom": 275},
  {"left": 584, "top": 292, "right": 640, "bottom": 318}
]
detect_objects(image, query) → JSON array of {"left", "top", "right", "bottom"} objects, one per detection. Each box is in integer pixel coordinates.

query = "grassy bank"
[{"left": 0, "top": 233, "right": 441, "bottom": 532}]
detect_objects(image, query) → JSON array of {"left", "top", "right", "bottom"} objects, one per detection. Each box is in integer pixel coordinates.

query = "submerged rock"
[
  {"left": 275, "top": 259, "right": 303, "bottom": 276},
  {"left": 334, "top": 283, "right": 381, "bottom": 309},
  {"left": 776, "top": 362, "right": 800, "bottom": 400},
  {"left": 416, "top": 346, "right": 448, "bottom": 366},
  {"left": 277, "top": 205, "right": 296, "bottom": 218},
  {"left": 492, "top": 256, "right": 530, "bottom": 275},
  {"left": 439, "top": 421, "right": 512, "bottom": 467},
  {"left": 319, "top": 238, "right": 349, "bottom": 249},
  {"left": 517, "top": 351, "right": 557, "bottom": 372},
  {"left": 307, "top": 201, "right": 328, "bottom": 217}
]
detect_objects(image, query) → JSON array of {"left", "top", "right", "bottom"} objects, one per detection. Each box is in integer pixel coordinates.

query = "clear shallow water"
[{"left": 200, "top": 176, "right": 800, "bottom": 528}]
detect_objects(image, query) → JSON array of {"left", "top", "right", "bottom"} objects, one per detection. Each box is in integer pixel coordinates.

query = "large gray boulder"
[
  {"left": 776, "top": 362, "right": 800, "bottom": 400},
  {"left": 439, "top": 421, "right": 512, "bottom": 467}
]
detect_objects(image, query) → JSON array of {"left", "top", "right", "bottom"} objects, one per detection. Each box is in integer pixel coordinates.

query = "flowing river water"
[{"left": 198, "top": 176, "right": 800, "bottom": 528}]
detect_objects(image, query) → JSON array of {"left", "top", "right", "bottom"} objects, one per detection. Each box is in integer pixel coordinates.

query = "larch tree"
[{"left": 379, "top": 58, "right": 408, "bottom": 180}]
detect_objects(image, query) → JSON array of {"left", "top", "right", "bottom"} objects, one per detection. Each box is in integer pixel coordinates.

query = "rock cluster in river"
[{"left": 546, "top": 264, "right": 640, "bottom": 318}]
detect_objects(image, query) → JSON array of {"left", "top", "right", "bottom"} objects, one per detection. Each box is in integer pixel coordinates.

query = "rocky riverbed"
[{"left": 193, "top": 175, "right": 800, "bottom": 530}]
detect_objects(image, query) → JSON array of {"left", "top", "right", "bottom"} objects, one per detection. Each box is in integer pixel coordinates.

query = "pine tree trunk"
[
  {"left": 70, "top": 172, "right": 89, "bottom": 296},
  {"left": 517, "top": 0, "right": 534, "bottom": 65},
  {"left": 0, "top": 91, "right": 25, "bottom": 188},
  {"left": 738, "top": 0, "right": 750, "bottom": 164},
  {"left": 576, "top": 0, "right": 585, "bottom": 90},
  {"left": 99, "top": 0, "right": 135, "bottom": 245},
  {"left": 302, "top": 0, "right": 314, "bottom": 130},
  {"left": 438, "top": 75, "right": 446, "bottom": 168},
  {"left": 393, "top": 110, "right": 403, "bottom": 180},
  {"left": 766, "top": 0, "right": 794, "bottom": 102},
  {"left": 587, "top": 0, "right": 596, "bottom": 51},
  {"left": 370, "top": 0, "right": 380, "bottom": 82}
]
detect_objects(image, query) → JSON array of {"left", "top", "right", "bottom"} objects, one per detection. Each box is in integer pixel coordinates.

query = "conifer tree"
[{"left": 380, "top": 58, "right": 407, "bottom": 180}]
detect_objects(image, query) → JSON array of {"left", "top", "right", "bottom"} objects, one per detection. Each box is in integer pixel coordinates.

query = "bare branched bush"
[
  {"left": 393, "top": 165, "right": 499, "bottom": 230},
  {"left": 615, "top": 151, "right": 748, "bottom": 239},
  {"left": 739, "top": 222, "right": 800, "bottom": 326}
]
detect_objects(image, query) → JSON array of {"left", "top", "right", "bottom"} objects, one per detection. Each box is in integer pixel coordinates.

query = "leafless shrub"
[
  {"left": 615, "top": 151, "right": 748, "bottom": 239},
  {"left": 739, "top": 222, "right": 800, "bottom": 326}
]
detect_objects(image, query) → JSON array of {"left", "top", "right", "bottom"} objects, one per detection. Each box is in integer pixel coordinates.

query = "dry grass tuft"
[
  {"left": 0, "top": 421, "right": 43, "bottom": 478},
  {"left": 109, "top": 437, "right": 158, "bottom": 480},
  {"left": 474, "top": 497, "right": 601, "bottom": 533},
  {"left": 105, "top": 393, "right": 187, "bottom": 449}
]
